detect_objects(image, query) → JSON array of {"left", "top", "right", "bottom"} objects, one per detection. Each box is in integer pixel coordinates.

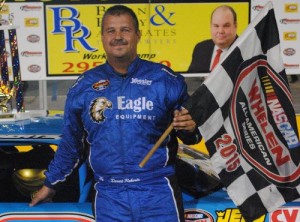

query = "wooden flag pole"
[{"left": 139, "top": 124, "right": 174, "bottom": 168}]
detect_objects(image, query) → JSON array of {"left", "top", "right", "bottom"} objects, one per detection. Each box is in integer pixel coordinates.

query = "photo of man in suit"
[{"left": 188, "top": 5, "right": 238, "bottom": 74}]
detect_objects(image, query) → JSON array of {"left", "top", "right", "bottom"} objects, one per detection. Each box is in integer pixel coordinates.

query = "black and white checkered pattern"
[{"left": 184, "top": 2, "right": 300, "bottom": 221}]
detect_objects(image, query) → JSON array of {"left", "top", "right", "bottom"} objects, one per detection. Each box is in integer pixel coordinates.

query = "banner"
[
  {"left": 184, "top": 2, "right": 300, "bottom": 221},
  {"left": 1, "top": 1, "right": 250, "bottom": 80},
  {"left": 45, "top": 3, "right": 249, "bottom": 78}
]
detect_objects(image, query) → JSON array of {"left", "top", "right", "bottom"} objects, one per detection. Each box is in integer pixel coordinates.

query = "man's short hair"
[
  {"left": 101, "top": 5, "right": 139, "bottom": 33},
  {"left": 211, "top": 5, "right": 237, "bottom": 24}
]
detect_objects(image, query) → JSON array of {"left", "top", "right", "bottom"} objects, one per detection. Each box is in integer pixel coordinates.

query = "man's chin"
[
  {"left": 108, "top": 50, "right": 134, "bottom": 61},
  {"left": 111, "top": 48, "right": 126, "bottom": 57},
  {"left": 215, "top": 41, "right": 229, "bottom": 48},
  {"left": 114, "top": 53, "right": 126, "bottom": 58},
  {"left": 110, "top": 50, "right": 126, "bottom": 58},
  {"left": 111, "top": 54, "right": 128, "bottom": 61}
]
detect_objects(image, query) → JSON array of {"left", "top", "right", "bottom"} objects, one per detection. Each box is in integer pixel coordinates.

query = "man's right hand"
[{"left": 29, "top": 185, "right": 56, "bottom": 207}]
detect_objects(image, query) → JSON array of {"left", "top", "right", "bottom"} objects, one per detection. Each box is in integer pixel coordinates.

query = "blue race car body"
[
  {"left": 0, "top": 116, "right": 94, "bottom": 221},
  {"left": 0, "top": 115, "right": 299, "bottom": 222}
]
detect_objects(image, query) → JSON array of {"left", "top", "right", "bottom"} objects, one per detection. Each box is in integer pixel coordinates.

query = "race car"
[
  {"left": 0, "top": 113, "right": 94, "bottom": 220},
  {"left": 1, "top": 113, "right": 298, "bottom": 222},
  {"left": 0, "top": 111, "right": 222, "bottom": 221}
]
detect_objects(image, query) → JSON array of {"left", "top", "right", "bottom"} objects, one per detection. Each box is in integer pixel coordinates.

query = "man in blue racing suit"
[{"left": 30, "top": 5, "right": 201, "bottom": 222}]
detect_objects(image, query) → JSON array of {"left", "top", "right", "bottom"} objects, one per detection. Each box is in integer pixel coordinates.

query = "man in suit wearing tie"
[{"left": 188, "top": 5, "right": 238, "bottom": 74}]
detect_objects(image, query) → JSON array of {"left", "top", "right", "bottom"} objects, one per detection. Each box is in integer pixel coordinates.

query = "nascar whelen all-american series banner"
[{"left": 0, "top": 0, "right": 249, "bottom": 80}]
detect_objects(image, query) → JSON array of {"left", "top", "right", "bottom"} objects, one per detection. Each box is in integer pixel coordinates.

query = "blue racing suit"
[{"left": 44, "top": 57, "right": 200, "bottom": 222}]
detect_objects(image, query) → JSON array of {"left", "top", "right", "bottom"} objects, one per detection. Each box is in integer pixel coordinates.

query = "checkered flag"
[{"left": 184, "top": 2, "right": 300, "bottom": 221}]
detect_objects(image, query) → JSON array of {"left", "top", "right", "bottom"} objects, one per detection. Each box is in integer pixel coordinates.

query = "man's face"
[
  {"left": 210, "top": 8, "right": 237, "bottom": 49},
  {"left": 101, "top": 14, "right": 141, "bottom": 62}
]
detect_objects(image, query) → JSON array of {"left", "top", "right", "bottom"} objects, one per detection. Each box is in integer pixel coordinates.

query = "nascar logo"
[
  {"left": 184, "top": 209, "right": 214, "bottom": 222},
  {"left": 92, "top": 80, "right": 109, "bottom": 91}
]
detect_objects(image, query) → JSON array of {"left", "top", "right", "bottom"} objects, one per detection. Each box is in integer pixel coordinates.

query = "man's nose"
[
  {"left": 115, "top": 30, "right": 122, "bottom": 39},
  {"left": 218, "top": 27, "right": 225, "bottom": 33}
]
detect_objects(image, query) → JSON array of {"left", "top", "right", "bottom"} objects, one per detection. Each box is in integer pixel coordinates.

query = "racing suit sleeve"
[
  {"left": 44, "top": 89, "right": 85, "bottom": 190},
  {"left": 169, "top": 72, "right": 202, "bottom": 146},
  {"left": 176, "top": 128, "right": 202, "bottom": 145}
]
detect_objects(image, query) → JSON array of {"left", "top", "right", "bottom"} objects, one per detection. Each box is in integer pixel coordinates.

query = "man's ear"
[{"left": 137, "top": 30, "right": 141, "bottom": 41}]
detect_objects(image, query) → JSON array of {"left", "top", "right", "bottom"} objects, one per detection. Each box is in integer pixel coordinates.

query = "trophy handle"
[{"left": 0, "top": 0, "right": 6, "bottom": 12}]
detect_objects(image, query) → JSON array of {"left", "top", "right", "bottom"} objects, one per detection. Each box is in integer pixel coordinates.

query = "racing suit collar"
[{"left": 105, "top": 57, "right": 141, "bottom": 78}]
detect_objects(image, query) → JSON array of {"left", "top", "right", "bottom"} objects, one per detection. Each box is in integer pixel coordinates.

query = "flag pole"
[{"left": 139, "top": 124, "right": 174, "bottom": 168}]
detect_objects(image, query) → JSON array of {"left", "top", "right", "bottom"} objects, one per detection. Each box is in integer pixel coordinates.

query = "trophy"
[
  {"left": 0, "top": 81, "right": 15, "bottom": 112},
  {"left": 0, "top": 0, "right": 24, "bottom": 119}
]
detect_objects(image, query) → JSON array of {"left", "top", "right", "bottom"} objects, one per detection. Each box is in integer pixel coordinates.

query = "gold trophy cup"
[{"left": 0, "top": 81, "right": 15, "bottom": 118}]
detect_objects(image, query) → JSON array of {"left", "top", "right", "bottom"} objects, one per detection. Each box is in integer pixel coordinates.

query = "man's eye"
[{"left": 106, "top": 29, "right": 114, "bottom": 34}]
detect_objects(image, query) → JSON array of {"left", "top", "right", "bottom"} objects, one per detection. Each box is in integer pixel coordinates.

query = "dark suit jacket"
[
  {"left": 187, "top": 36, "right": 238, "bottom": 73},
  {"left": 188, "top": 39, "right": 215, "bottom": 73}
]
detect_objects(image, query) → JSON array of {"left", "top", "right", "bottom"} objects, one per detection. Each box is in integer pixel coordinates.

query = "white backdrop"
[
  {"left": 251, "top": 0, "right": 300, "bottom": 75},
  {"left": 0, "top": 2, "right": 46, "bottom": 81}
]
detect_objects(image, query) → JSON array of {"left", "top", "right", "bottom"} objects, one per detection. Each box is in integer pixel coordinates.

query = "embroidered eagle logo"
[{"left": 90, "top": 97, "right": 112, "bottom": 123}]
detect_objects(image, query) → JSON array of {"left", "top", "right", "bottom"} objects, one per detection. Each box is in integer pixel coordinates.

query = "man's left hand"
[{"left": 173, "top": 108, "right": 196, "bottom": 132}]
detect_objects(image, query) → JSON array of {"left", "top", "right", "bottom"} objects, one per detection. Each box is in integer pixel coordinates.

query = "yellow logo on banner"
[
  {"left": 283, "top": 32, "right": 297, "bottom": 41},
  {"left": 285, "top": 4, "right": 298, "bottom": 13},
  {"left": 24, "top": 18, "right": 39, "bottom": 27}
]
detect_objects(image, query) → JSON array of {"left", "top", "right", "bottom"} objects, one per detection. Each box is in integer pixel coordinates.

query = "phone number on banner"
[{"left": 61, "top": 60, "right": 172, "bottom": 74}]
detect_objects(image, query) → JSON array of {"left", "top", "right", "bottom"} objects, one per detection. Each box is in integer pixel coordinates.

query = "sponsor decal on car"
[
  {"left": 184, "top": 209, "right": 214, "bottom": 222},
  {"left": 0, "top": 134, "right": 61, "bottom": 140},
  {"left": 269, "top": 206, "right": 300, "bottom": 221},
  {"left": 215, "top": 208, "right": 266, "bottom": 221}
]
